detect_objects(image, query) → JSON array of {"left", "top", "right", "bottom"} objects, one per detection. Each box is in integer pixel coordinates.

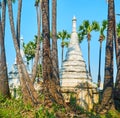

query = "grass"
[{"left": 0, "top": 93, "right": 120, "bottom": 118}]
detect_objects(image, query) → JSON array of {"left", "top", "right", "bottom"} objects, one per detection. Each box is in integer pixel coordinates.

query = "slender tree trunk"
[
  {"left": 42, "top": 0, "right": 67, "bottom": 108},
  {"left": 16, "top": 0, "right": 22, "bottom": 49},
  {"left": 1, "top": 0, "right": 6, "bottom": 37},
  {"left": 114, "top": 37, "right": 120, "bottom": 109},
  {"left": 52, "top": 0, "right": 59, "bottom": 85},
  {"left": 0, "top": 0, "right": 10, "bottom": 97},
  {"left": 98, "top": 0, "right": 115, "bottom": 113},
  {"left": 98, "top": 41, "right": 102, "bottom": 88},
  {"left": 113, "top": 0, "right": 120, "bottom": 109},
  {"left": 87, "top": 37, "right": 92, "bottom": 78},
  {"left": 31, "top": 2, "right": 41, "bottom": 83},
  {"left": 61, "top": 45, "right": 64, "bottom": 68},
  {"left": 42, "top": 0, "right": 52, "bottom": 106},
  {"left": 8, "top": 0, "right": 39, "bottom": 105}
]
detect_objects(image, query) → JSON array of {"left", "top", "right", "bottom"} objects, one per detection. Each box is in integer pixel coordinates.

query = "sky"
[{"left": 5, "top": 0, "right": 120, "bottom": 83}]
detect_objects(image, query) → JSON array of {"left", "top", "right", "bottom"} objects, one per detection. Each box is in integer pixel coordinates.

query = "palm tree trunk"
[
  {"left": 1, "top": 0, "right": 6, "bottom": 37},
  {"left": 31, "top": 2, "right": 41, "bottom": 83},
  {"left": 52, "top": 0, "right": 60, "bottom": 85},
  {"left": 61, "top": 45, "right": 64, "bottom": 67},
  {"left": 113, "top": 0, "right": 120, "bottom": 109},
  {"left": 88, "top": 39, "right": 91, "bottom": 78},
  {"left": 0, "top": 0, "right": 10, "bottom": 98},
  {"left": 98, "top": 0, "right": 115, "bottom": 113},
  {"left": 114, "top": 37, "right": 120, "bottom": 109},
  {"left": 8, "top": 0, "right": 39, "bottom": 105},
  {"left": 16, "top": 0, "right": 22, "bottom": 49},
  {"left": 42, "top": 0, "right": 66, "bottom": 108},
  {"left": 0, "top": 14, "right": 10, "bottom": 98},
  {"left": 98, "top": 41, "right": 102, "bottom": 88}
]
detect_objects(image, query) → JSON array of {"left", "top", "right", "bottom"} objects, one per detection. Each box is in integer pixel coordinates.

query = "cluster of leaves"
[
  {"left": 0, "top": 93, "right": 66, "bottom": 118},
  {"left": 78, "top": 20, "right": 108, "bottom": 43},
  {"left": 36, "top": 105, "right": 55, "bottom": 118},
  {"left": 0, "top": 92, "right": 120, "bottom": 118},
  {"left": 57, "top": 30, "right": 70, "bottom": 48},
  {"left": 23, "top": 35, "right": 42, "bottom": 63},
  {"left": 100, "top": 110, "right": 120, "bottom": 118},
  {"left": 0, "top": 94, "right": 24, "bottom": 118}
]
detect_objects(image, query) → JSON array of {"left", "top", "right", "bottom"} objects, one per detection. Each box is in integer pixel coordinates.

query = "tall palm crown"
[
  {"left": 57, "top": 30, "right": 70, "bottom": 47},
  {"left": 81, "top": 20, "right": 100, "bottom": 40},
  {"left": 57, "top": 30, "right": 70, "bottom": 67},
  {"left": 79, "top": 20, "right": 99, "bottom": 78},
  {"left": 99, "top": 20, "right": 108, "bottom": 42}
]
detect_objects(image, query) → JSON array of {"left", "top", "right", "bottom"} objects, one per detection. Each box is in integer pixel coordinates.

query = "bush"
[{"left": 35, "top": 105, "right": 55, "bottom": 118}]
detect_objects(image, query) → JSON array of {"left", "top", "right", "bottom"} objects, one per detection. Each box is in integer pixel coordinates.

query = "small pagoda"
[{"left": 60, "top": 17, "right": 98, "bottom": 110}]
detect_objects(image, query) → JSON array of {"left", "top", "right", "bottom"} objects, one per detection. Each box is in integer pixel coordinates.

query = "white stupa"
[
  {"left": 60, "top": 16, "right": 91, "bottom": 88},
  {"left": 60, "top": 17, "right": 98, "bottom": 110}
]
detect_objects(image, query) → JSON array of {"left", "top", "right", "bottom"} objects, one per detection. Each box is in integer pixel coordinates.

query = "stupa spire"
[{"left": 72, "top": 16, "right": 77, "bottom": 32}]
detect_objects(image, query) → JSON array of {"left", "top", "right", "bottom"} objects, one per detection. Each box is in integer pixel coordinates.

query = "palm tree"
[
  {"left": 0, "top": 0, "right": 10, "bottom": 97},
  {"left": 16, "top": 0, "right": 22, "bottom": 48},
  {"left": 51, "top": 0, "right": 60, "bottom": 84},
  {"left": 79, "top": 20, "right": 99, "bottom": 78},
  {"left": 98, "top": 0, "right": 115, "bottom": 113},
  {"left": 57, "top": 30, "right": 70, "bottom": 67},
  {"left": 42, "top": 0, "right": 66, "bottom": 108},
  {"left": 97, "top": 20, "right": 107, "bottom": 89},
  {"left": 8, "top": 0, "right": 39, "bottom": 105},
  {"left": 31, "top": 0, "right": 42, "bottom": 83},
  {"left": 114, "top": 22, "right": 120, "bottom": 109}
]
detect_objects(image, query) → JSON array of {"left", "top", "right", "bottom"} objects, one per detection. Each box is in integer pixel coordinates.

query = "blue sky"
[{"left": 5, "top": 0, "right": 120, "bottom": 83}]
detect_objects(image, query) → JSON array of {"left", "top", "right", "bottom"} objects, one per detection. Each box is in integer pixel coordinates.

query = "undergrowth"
[{"left": 0, "top": 93, "right": 120, "bottom": 118}]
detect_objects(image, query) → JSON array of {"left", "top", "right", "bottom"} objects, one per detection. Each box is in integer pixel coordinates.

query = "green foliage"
[
  {"left": 78, "top": 20, "right": 105, "bottom": 42},
  {"left": 24, "top": 104, "right": 32, "bottom": 111},
  {"left": 92, "top": 21, "right": 100, "bottom": 31},
  {"left": 69, "top": 93, "right": 86, "bottom": 114},
  {"left": 57, "top": 30, "right": 70, "bottom": 40},
  {"left": 100, "top": 110, "right": 120, "bottom": 118},
  {"left": 0, "top": 94, "right": 67, "bottom": 117},
  {"left": 99, "top": 20, "right": 108, "bottom": 40},
  {"left": 35, "top": 105, "right": 55, "bottom": 118},
  {"left": 23, "top": 35, "right": 43, "bottom": 63},
  {"left": 57, "top": 30, "right": 70, "bottom": 47},
  {"left": 51, "top": 103, "right": 66, "bottom": 113},
  {"left": 0, "top": 93, "right": 6, "bottom": 103},
  {"left": 70, "top": 93, "right": 76, "bottom": 106},
  {"left": 117, "top": 22, "right": 120, "bottom": 38},
  {"left": 0, "top": 97, "right": 24, "bottom": 118},
  {"left": 23, "top": 40, "right": 36, "bottom": 62}
]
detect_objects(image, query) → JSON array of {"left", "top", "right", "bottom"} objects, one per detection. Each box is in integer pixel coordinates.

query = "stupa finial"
[{"left": 72, "top": 16, "right": 77, "bottom": 32}]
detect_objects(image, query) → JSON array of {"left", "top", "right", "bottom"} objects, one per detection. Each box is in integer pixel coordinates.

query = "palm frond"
[
  {"left": 83, "top": 20, "right": 90, "bottom": 29},
  {"left": 102, "top": 20, "right": 108, "bottom": 30},
  {"left": 92, "top": 21, "right": 100, "bottom": 31},
  {"left": 78, "top": 33, "right": 84, "bottom": 43},
  {"left": 79, "top": 25, "right": 84, "bottom": 31}
]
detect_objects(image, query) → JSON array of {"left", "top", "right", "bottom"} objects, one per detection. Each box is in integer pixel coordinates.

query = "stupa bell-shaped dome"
[{"left": 60, "top": 16, "right": 91, "bottom": 87}]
